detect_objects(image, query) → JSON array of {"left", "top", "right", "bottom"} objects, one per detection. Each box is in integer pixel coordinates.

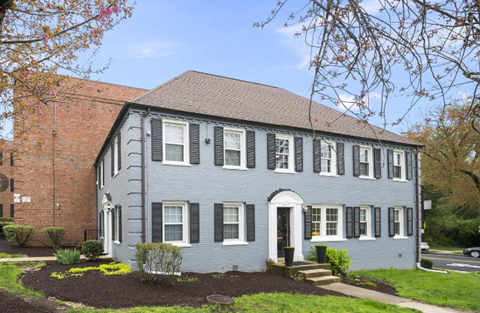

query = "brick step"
[
  {"left": 298, "top": 269, "right": 332, "bottom": 278},
  {"left": 305, "top": 275, "right": 341, "bottom": 286}
]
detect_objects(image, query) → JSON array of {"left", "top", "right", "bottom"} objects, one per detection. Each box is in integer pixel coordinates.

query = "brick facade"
[{"left": 13, "top": 79, "right": 146, "bottom": 245}]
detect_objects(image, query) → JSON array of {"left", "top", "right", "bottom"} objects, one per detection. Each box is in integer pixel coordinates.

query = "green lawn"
[
  {"left": 428, "top": 246, "right": 464, "bottom": 251},
  {"left": 67, "top": 293, "right": 419, "bottom": 313},
  {"left": 0, "top": 263, "right": 43, "bottom": 297},
  {"left": 358, "top": 269, "right": 480, "bottom": 312},
  {"left": 0, "top": 252, "right": 28, "bottom": 258}
]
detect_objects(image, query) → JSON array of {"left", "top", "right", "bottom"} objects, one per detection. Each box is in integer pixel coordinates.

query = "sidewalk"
[
  {"left": 322, "top": 283, "right": 471, "bottom": 313},
  {"left": 0, "top": 255, "right": 112, "bottom": 263},
  {"left": 424, "top": 249, "right": 463, "bottom": 255}
]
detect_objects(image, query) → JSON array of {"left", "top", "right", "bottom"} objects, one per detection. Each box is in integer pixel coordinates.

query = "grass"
[
  {"left": 0, "top": 263, "right": 43, "bottom": 297},
  {"left": 0, "top": 252, "right": 28, "bottom": 258},
  {"left": 428, "top": 245, "right": 464, "bottom": 251},
  {"left": 358, "top": 269, "right": 480, "bottom": 312},
  {"left": 66, "top": 293, "right": 419, "bottom": 313}
]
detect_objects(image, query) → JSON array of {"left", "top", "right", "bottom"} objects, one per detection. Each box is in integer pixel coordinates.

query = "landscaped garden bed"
[
  {"left": 0, "top": 238, "right": 57, "bottom": 257},
  {"left": 341, "top": 274, "right": 397, "bottom": 296}
]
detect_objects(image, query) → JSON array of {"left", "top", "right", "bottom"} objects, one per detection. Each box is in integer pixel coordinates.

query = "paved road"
[{"left": 422, "top": 253, "right": 480, "bottom": 272}]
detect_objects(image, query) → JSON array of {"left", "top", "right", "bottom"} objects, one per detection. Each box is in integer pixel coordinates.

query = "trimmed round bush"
[
  {"left": 0, "top": 217, "right": 13, "bottom": 223},
  {"left": 82, "top": 240, "right": 104, "bottom": 261},
  {"left": 3, "top": 225, "right": 34, "bottom": 247},
  {"left": 0, "top": 221, "right": 13, "bottom": 237},
  {"left": 41, "top": 226, "right": 66, "bottom": 249},
  {"left": 421, "top": 258, "right": 433, "bottom": 269}
]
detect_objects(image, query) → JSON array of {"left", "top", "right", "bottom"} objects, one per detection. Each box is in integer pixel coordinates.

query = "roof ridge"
[
  {"left": 190, "top": 70, "right": 279, "bottom": 89},
  {"left": 130, "top": 71, "right": 191, "bottom": 103}
]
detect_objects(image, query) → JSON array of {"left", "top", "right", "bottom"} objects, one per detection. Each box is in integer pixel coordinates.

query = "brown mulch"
[
  {"left": 0, "top": 290, "right": 60, "bottom": 313},
  {"left": 22, "top": 261, "right": 347, "bottom": 309},
  {"left": 0, "top": 238, "right": 80, "bottom": 257},
  {"left": 341, "top": 276, "right": 397, "bottom": 296}
]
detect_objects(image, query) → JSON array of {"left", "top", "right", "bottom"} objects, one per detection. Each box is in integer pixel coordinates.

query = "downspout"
[
  {"left": 140, "top": 108, "right": 150, "bottom": 243},
  {"left": 414, "top": 150, "right": 420, "bottom": 264}
]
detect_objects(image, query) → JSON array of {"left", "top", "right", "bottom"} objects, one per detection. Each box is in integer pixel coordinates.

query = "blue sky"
[{"left": 84, "top": 1, "right": 424, "bottom": 134}]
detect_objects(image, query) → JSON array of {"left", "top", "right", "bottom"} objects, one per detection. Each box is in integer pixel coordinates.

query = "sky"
[{"left": 82, "top": 0, "right": 426, "bottom": 135}]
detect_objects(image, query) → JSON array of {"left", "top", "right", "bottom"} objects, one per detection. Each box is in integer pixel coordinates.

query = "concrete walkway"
[
  {"left": 323, "top": 283, "right": 471, "bottom": 313},
  {"left": 0, "top": 255, "right": 112, "bottom": 263}
]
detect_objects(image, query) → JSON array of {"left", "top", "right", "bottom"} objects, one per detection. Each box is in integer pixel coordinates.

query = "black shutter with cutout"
[
  {"left": 99, "top": 212, "right": 103, "bottom": 237},
  {"left": 151, "top": 119, "right": 163, "bottom": 161},
  {"left": 118, "top": 207, "right": 122, "bottom": 243},
  {"left": 337, "top": 142, "right": 345, "bottom": 175},
  {"left": 110, "top": 143, "right": 114, "bottom": 177},
  {"left": 374, "top": 207, "right": 381, "bottom": 238},
  {"left": 0, "top": 204, "right": 3, "bottom": 217},
  {"left": 214, "top": 203, "right": 223, "bottom": 242},
  {"left": 388, "top": 207, "right": 395, "bottom": 237},
  {"left": 313, "top": 139, "right": 321, "bottom": 173},
  {"left": 97, "top": 166, "right": 100, "bottom": 190},
  {"left": 407, "top": 207, "right": 413, "bottom": 236},
  {"left": 246, "top": 130, "right": 256, "bottom": 168},
  {"left": 346, "top": 207, "right": 353, "bottom": 238},
  {"left": 190, "top": 203, "right": 200, "bottom": 243},
  {"left": 295, "top": 137, "right": 303, "bottom": 172},
  {"left": 190, "top": 124, "right": 200, "bottom": 164},
  {"left": 214, "top": 126, "right": 224, "bottom": 166},
  {"left": 102, "top": 160, "right": 105, "bottom": 187},
  {"left": 406, "top": 151, "right": 413, "bottom": 180},
  {"left": 152, "top": 202, "right": 163, "bottom": 242},
  {"left": 10, "top": 204, "right": 14, "bottom": 218},
  {"left": 112, "top": 208, "right": 116, "bottom": 242},
  {"left": 267, "top": 133, "right": 276, "bottom": 170},
  {"left": 353, "top": 145, "right": 360, "bottom": 177},
  {"left": 117, "top": 133, "right": 121, "bottom": 171},
  {"left": 10, "top": 179, "right": 13, "bottom": 192},
  {"left": 354, "top": 207, "right": 360, "bottom": 238},
  {"left": 304, "top": 205, "right": 312, "bottom": 240},
  {"left": 246, "top": 204, "right": 255, "bottom": 241},
  {"left": 374, "top": 148, "right": 381, "bottom": 179},
  {"left": 387, "top": 149, "right": 394, "bottom": 179},
  {"left": 10, "top": 153, "right": 13, "bottom": 166},
  {"left": 0, "top": 152, "right": 3, "bottom": 166}
]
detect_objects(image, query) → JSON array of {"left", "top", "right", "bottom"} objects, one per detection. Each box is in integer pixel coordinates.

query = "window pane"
[
  {"left": 360, "top": 163, "right": 369, "bottom": 176},
  {"left": 394, "top": 166, "right": 401, "bottom": 178},
  {"left": 225, "top": 132, "right": 241, "bottom": 149},
  {"left": 165, "top": 225, "right": 182, "bottom": 241},
  {"left": 165, "top": 144, "right": 184, "bottom": 162},
  {"left": 225, "top": 150, "right": 241, "bottom": 166},
  {"left": 360, "top": 209, "right": 366, "bottom": 222},
  {"left": 394, "top": 222, "right": 400, "bottom": 235},
  {"left": 321, "top": 159, "right": 331, "bottom": 173},
  {"left": 276, "top": 139, "right": 289, "bottom": 154},
  {"left": 326, "top": 208, "right": 338, "bottom": 222},
  {"left": 312, "top": 208, "right": 321, "bottom": 222},
  {"left": 224, "top": 207, "right": 239, "bottom": 223},
  {"left": 276, "top": 154, "right": 289, "bottom": 169},
  {"left": 321, "top": 144, "right": 331, "bottom": 159},
  {"left": 224, "top": 224, "right": 239, "bottom": 239},
  {"left": 360, "top": 223, "right": 366, "bottom": 235},
  {"left": 360, "top": 148, "right": 369, "bottom": 162},
  {"left": 312, "top": 223, "right": 321, "bottom": 236},
  {"left": 165, "top": 125, "right": 184, "bottom": 144},
  {"left": 326, "top": 222, "right": 337, "bottom": 236},
  {"left": 395, "top": 153, "right": 401, "bottom": 166},
  {"left": 164, "top": 206, "right": 183, "bottom": 223},
  {"left": 394, "top": 210, "right": 400, "bottom": 222}
]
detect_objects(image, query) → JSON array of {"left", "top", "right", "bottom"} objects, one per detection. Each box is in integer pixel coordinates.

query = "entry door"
[{"left": 277, "top": 208, "right": 290, "bottom": 258}]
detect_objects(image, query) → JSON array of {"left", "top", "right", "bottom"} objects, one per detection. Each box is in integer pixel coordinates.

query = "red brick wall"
[{"left": 13, "top": 79, "right": 146, "bottom": 245}]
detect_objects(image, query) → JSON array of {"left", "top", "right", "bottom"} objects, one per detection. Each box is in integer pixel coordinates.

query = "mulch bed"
[
  {"left": 0, "top": 238, "right": 80, "bottom": 257},
  {"left": 0, "top": 290, "right": 58, "bottom": 313},
  {"left": 22, "top": 261, "right": 347, "bottom": 309},
  {"left": 341, "top": 276, "right": 397, "bottom": 296}
]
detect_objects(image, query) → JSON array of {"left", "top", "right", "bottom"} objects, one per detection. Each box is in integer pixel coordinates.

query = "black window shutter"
[
  {"left": 10, "top": 179, "right": 13, "bottom": 192},
  {"left": 406, "top": 151, "right": 413, "bottom": 180},
  {"left": 110, "top": 143, "right": 114, "bottom": 177},
  {"left": 267, "top": 133, "right": 276, "bottom": 170},
  {"left": 295, "top": 137, "right": 303, "bottom": 172},
  {"left": 374, "top": 207, "right": 381, "bottom": 238},
  {"left": 354, "top": 207, "right": 360, "bottom": 238},
  {"left": 388, "top": 207, "right": 395, "bottom": 237},
  {"left": 387, "top": 149, "right": 394, "bottom": 179},
  {"left": 246, "top": 204, "right": 255, "bottom": 241},
  {"left": 0, "top": 204, "right": 3, "bottom": 217},
  {"left": 304, "top": 205, "right": 312, "bottom": 240},
  {"left": 353, "top": 145, "right": 360, "bottom": 177},
  {"left": 117, "top": 133, "right": 121, "bottom": 171},
  {"left": 112, "top": 208, "right": 116, "bottom": 242},
  {"left": 346, "top": 207, "right": 353, "bottom": 238},
  {"left": 10, "top": 204, "right": 14, "bottom": 218},
  {"left": 214, "top": 126, "right": 224, "bottom": 166},
  {"left": 214, "top": 203, "right": 224, "bottom": 242},
  {"left": 190, "top": 203, "right": 200, "bottom": 243},
  {"left": 97, "top": 166, "right": 100, "bottom": 190},
  {"left": 152, "top": 202, "right": 163, "bottom": 242},
  {"left": 190, "top": 124, "right": 200, "bottom": 164},
  {"left": 0, "top": 152, "right": 3, "bottom": 166},
  {"left": 99, "top": 212, "right": 102, "bottom": 237},
  {"left": 374, "top": 148, "right": 382, "bottom": 179},
  {"left": 10, "top": 153, "right": 13, "bottom": 166},
  {"left": 151, "top": 119, "right": 163, "bottom": 161},
  {"left": 313, "top": 139, "right": 321, "bottom": 173},
  {"left": 407, "top": 207, "right": 413, "bottom": 236},
  {"left": 118, "top": 207, "right": 122, "bottom": 243},
  {"left": 102, "top": 160, "right": 104, "bottom": 187},
  {"left": 246, "top": 130, "right": 256, "bottom": 168},
  {"left": 337, "top": 142, "right": 345, "bottom": 175}
]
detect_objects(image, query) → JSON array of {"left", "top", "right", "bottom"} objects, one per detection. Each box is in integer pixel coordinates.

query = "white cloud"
[
  {"left": 130, "top": 42, "right": 179, "bottom": 59},
  {"left": 361, "top": 0, "right": 383, "bottom": 15},
  {"left": 336, "top": 92, "right": 382, "bottom": 112},
  {"left": 276, "top": 23, "right": 312, "bottom": 69}
]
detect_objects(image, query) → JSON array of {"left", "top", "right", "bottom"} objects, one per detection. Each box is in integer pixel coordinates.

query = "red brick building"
[{"left": 12, "top": 79, "right": 146, "bottom": 245}]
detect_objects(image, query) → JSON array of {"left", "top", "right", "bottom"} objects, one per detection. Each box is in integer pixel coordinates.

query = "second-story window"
[
  {"left": 275, "top": 134, "right": 294, "bottom": 172},
  {"left": 163, "top": 120, "right": 189, "bottom": 165},
  {"left": 224, "top": 128, "right": 245, "bottom": 168},
  {"left": 99, "top": 159, "right": 104, "bottom": 188},
  {"left": 359, "top": 146, "right": 373, "bottom": 178},
  {"left": 393, "top": 150, "right": 405, "bottom": 180},
  {"left": 113, "top": 136, "right": 119, "bottom": 175},
  {"left": 320, "top": 140, "right": 337, "bottom": 176}
]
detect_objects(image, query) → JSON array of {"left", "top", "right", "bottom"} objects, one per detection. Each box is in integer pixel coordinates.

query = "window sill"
[
  {"left": 311, "top": 238, "right": 348, "bottom": 242},
  {"left": 113, "top": 172, "right": 119, "bottom": 178},
  {"left": 166, "top": 242, "right": 192, "bottom": 248},
  {"left": 223, "top": 166, "right": 248, "bottom": 171},
  {"left": 274, "top": 169, "right": 296, "bottom": 174},
  {"left": 162, "top": 162, "right": 192, "bottom": 167},
  {"left": 359, "top": 176, "right": 376, "bottom": 180},
  {"left": 114, "top": 241, "right": 121, "bottom": 245},
  {"left": 393, "top": 178, "right": 408, "bottom": 183},
  {"left": 358, "top": 237, "right": 376, "bottom": 241},
  {"left": 222, "top": 240, "right": 248, "bottom": 246},
  {"left": 320, "top": 173, "right": 339, "bottom": 178},
  {"left": 393, "top": 235, "right": 408, "bottom": 240}
]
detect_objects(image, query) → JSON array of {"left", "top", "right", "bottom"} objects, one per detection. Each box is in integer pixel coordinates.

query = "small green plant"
[
  {"left": 177, "top": 276, "right": 199, "bottom": 283},
  {"left": 361, "top": 281, "right": 377, "bottom": 288},
  {"left": 135, "top": 242, "right": 183, "bottom": 286},
  {"left": 51, "top": 262, "right": 131, "bottom": 279},
  {"left": 309, "top": 246, "right": 351, "bottom": 275},
  {"left": 41, "top": 226, "right": 66, "bottom": 249},
  {"left": 212, "top": 273, "right": 225, "bottom": 279},
  {"left": 421, "top": 258, "right": 433, "bottom": 269},
  {"left": 82, "top": 240, "right": 104, "bottom": 261},
  {"left": 0, "top": 222, "right": 13, "bottom": 237},
  {"left": 54, "top": 249, "right": 80, "bottom": 265},
  {"left": 3, "top": 225, "right": 34, "bottom": 247},
  {"left": 346, "top": 271, "right": 360, "bottom": 281},
  {"left": 0, "top": 252, "right": 27, "bottom": 258},
  {"left": 292, "top": 273, "right": 305, "bottom": 281}
]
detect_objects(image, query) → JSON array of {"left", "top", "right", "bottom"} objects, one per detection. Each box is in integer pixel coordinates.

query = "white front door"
[{"left": 104, "top": 209, "right": 112, "bottom": 256}]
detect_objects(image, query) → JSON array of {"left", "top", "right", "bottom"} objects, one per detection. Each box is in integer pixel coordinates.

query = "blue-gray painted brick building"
[{"left": 95, "top": 71, "right": 422, "bottom": 273}]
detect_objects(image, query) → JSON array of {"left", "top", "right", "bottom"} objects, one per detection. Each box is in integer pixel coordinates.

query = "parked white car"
[{"left": 421, "top": 242, "right": 430, "bottom": 251}]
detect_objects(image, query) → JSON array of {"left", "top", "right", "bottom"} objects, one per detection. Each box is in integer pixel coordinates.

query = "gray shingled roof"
[{"left": 132, "top": 71, "right": 418, "bottom": 146}]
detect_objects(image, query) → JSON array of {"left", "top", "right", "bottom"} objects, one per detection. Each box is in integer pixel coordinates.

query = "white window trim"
[
  {"left": 393, "top": 206, "right": 405, "bottom": 238},
  {"left": 320, "top": 140, "right": 337, "bottom": 176},
  {"left": 223, "top": 127, "right": 247, "bottom": 170},
  {"left": 311, "top": 204, "right": 343, "bottom": 241},
  {"left": 162, "top": 120, "right": 190, "bottom": 166},
  {"left": 359, "top": 145, "right": 374, "bottom": 179},
  {"left": 114, "top": 205, "right": 121, "bottom": 245},
  {"left": 163, "top": 201, "right": 189, "bottom": 246},
  {"left": 359, "top": 205, "right": 373, "bottom": 239},
  {"left": 113, "top": 136, "right": 119, "bottom": 176},
  {"left": 99, "top": 159, "right": 104, "bottom": 189},
  {"left": 274, "top": 134, "right": 295, "bottom": 173},
  {"left": 393, "top": 150, "right": 407, "bottom": 182},
  {"left": 222, "top": 202, "right": 247, "bottom": 245}
]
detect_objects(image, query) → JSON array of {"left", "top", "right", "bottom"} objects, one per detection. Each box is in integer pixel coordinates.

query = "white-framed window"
[
  {"left": 275, "top": 134, "right": 294, "bottom": 172},
  {"left": 359, "top": 146, "right": 373, "bottom": 178},
  {"left": 224, "top": 128, "right": 245, "bottom": 169},
  {"left": 113, "top": 136, "right": 120, "bottom": 175},
  {"left": 99, "top": 159, "right": 104, "bottom": 189},
  {"left": 393, "top": 150, "right": 405, "bottom": 180},
  {"left": 311, "top": 204, "right": 344, "bottom": 240},
  {"left": 163, "top": 120, "right": 189, "bottom": 165},
  {"left": 359, "top": 206, "right": 372, "bottom": 238},
  {"left": 223, "top": 202, "right": 244, "bottom": 242},
  {"left": 163, "top": 202, "right": 188, "bottom": 244},
  {"left": 114, "top": 205, "right": 121, "bottom": 244},
  {"left": 394, "top": 206, "right": 404, "bottom": 236},
  {"left": 320, "top": 140, "right": 337, "bottom": 176}
]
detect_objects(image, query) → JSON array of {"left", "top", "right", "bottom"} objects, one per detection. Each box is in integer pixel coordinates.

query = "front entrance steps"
[{"left": 267, "top": 259, "right": 341, "bottom": 286}]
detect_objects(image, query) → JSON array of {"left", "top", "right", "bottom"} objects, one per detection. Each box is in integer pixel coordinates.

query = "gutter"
[
  {"left": 140, "top": 108, "right": 151, "bottom": 243},
  {"left": 416, "top": 262, "right": 448, "bottom": 274},
  {"left": 415, "top": 150, "right": 421, "bottom": 264}
]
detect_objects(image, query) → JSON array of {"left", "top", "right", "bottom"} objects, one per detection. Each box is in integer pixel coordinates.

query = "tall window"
[
  {"left": 224, "top": 128, "right": 245, "bottom": 168},
  {"left": 320, "top": 140, "right": 337, "bottom": 175},
  {"left": 223, "top": 202, "right": 244, "bottom": 241},
  {"left": 393, "top": 150, "right": 405, "bottom": 180},
  {"left": 359, "top": 146, "right": 373, "bottom": 178},
  {"left": 394, "top": 207, "right": 403, "bottom": 236},
  {"left": 312, "top": 208, "right": 321, "bottom": 236},
  {"left": 99, "top": 159, "right": 104, "bottom": 189},
  {"left": 164, "top": 203, "right": 186, "bottom": 242},
  {"left": 359, "top": 206, "right": 372, "bottom": 238},
  {"left": 312, "top": 205, "right": 343, "bottom": 239},
  {"left": 275, "top": 134, "right": 293, "bottom": 171},
  {"left": 113, "top": 136, "right": 119, "bottom": 175},
  {"left": 326, "top": 208, "right": 339, "bottom": 236}
]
